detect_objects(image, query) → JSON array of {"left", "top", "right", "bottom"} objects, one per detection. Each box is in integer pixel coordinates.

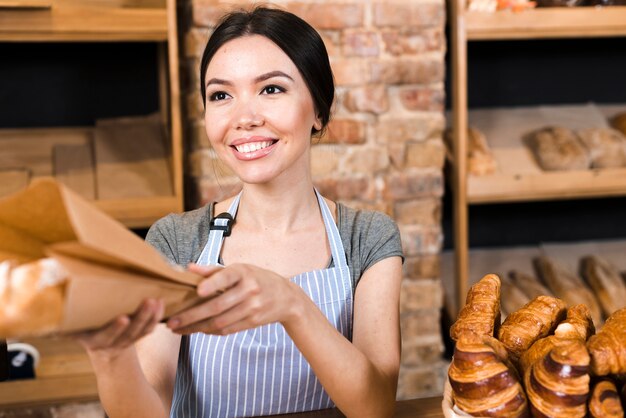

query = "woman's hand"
[
  {"left": 166, "top": 263, "right": 301, "bottom": 335},
  {"left": 74, "top": 298, "right": 165, "bottom": 358}
]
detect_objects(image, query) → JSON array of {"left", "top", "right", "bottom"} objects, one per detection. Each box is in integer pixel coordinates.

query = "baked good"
[
  {"left": 0, "top": 258, "right": 67, "bottom": 338},
  {"left": 533, "top": 256, "right": 603, "bottom": 326},
  {"left": 448, "top": 332, "right": 529, "bottom": 417},
  {"left": 523, "top": 126, "right": 590, "bottom": 171},
  {"left": 553, "top": 304, "right": 596, "bottom": 341},
  {"left": 580, "top": 255, "right": 626, "bottom": 318},
  {"left": 444, "top": 127, "right": 497, "bottom": 176},
  {"left": 588, "top": 379, "right": 624, "bottom": 418},
  {"left": 508, "top": 270, "right": 553, "bottom": 299},
  {"left": 450, "top": 274, "right": 501, "bottom": 341},
  {"left": 577, "top": 128, "right": 626, "bottom": 169},
  {"left": 610, "top": 112, "right": 626, "bottom": 136},
  {"left": 525, "top": 339, "right": 590, "bottom": 418},
  {"left": 500, "top": 274, "right": 531, "bottom": 318},
  {"left": 587, "top": 308, "right": 626, "bottom": 376},
  {"left": 497, "top": 295, "right": 567, "bottom": 360}
]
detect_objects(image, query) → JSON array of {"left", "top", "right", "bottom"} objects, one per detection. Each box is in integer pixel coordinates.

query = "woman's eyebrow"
[{"left": 255, "top": 71, "right": 294, "bottom": 83}]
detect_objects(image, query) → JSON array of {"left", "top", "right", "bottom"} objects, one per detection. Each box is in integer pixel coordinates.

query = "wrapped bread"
[
  {"left": 525, "top": 339, "right": 590, "bottom": 418},
  {"left": 0, "top": 258, "right": 67, "bottom": 338},
  {"left": 523, "top": 126, "right": 590, "bottom": 171},
  {"left": 580, "top": 255, "right": 626, "bottom": 318},
  {"left": 508, "top": 270, "right": 553, "bottom": 300},
  {"left": 497, "top": 295, "right": 566, "bottom": 361},
  {"left": 577, "top": 128, "right": 626, "bottom": 169},
  {"left": 500, "top": 275, "right": 531, "bottom": 318},
  {"left": 450, "top": 274, "right": 501, "bottom": 341},
  {"left": 588, "top": 379, "right": 624, "bottom": 418},
  {"left": 448, "top": 332, "right": 529, "bottom": 417},
  {"left": 587, "top": 308, "right": 626, "bottom": 376},
  {"left": 444, "top": 127, "right": 498, "bottom": 176},
  {"left": 533, "top": 256, "right": 603, "bottom": 326}
]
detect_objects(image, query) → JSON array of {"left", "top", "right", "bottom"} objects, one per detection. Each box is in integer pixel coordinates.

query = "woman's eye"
[
  {"left": 209, "top": 91, "right": 229, "bottom": 102},
  {"left": 261, "top": 85, "right": 285, "bottom": 95}
]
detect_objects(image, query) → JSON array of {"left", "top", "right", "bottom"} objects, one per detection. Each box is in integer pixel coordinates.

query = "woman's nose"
[{"left": 234, "top": 99, "right": 264, "bottom": 129}]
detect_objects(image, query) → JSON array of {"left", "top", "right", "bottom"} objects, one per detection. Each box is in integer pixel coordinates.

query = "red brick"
[
  {"left": 399, "top": 86, "right": 445, "bottom": 112},
  {"left": 313, "top": 177, "right": 373, "bottom": 202},
  {"left": 321, "top": 119, "right": 366, "bottom": 144},
  {"left": 371, "top": 58, "right": 444, "bottom": 85},
  {"left": 401, "top": 309, "right": 441, "bottom": 337},
  {"left": 382, "top": 28, "right": 444, "bottom": 56},
  {"left": 311, "top": 144, "right": 341, "bottom": 177},
  {"left": 343, "top": 146, "right": 390, "bottom": 174},
  {"left": 330, "top": 58, "right": 371, "bottom": 86},
  {"left": 373, "top": 2, "right": 445, "bottom": 28},
  {"left": 191, "top": 1, "right": 242, "bottom": 27},
  {"left": 400, "top": 279, "right": 443, "bottom": 312},
  {"left": 399, "top": 224, "right": 442, "bottom": 256},
  {"left": 394, "top": 198, "right": 441, "bottom": 226},
  {"left": 344, "top": 85, "right": 389, "bottom": 115},
  {"left": 286, "top": 2, "right": 364, "bottom": 30},
  {"left": 377, "top": 115, "right": 445, "bottom": 144},
  {"left": 401, "top": 336, "right": 445, "bottom": 367},
  {"left": 403, "top": 254, "right": 441, "bottom": 280},
  {"left": 342, "top": 30, "right": 379, "bottom": 57},
  {"left": 405, "top": 139, "right": 446, "bottom": 170},
  {"left": 397, "top": 364, "right": 446, "bottom": 399},
  {"left": 387, "top": 142, "right": 406, "bottom": 170},
  {"left": 383, "top": 170, "right": 444, "bottom": 200}
]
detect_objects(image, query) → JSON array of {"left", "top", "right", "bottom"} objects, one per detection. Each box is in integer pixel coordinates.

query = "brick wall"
[{"left": 184, "top": 0, "right": 447, "bottom": 399}]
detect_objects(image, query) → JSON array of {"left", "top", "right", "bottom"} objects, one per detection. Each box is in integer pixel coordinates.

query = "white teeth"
[{"left": 235, "top": 141, "right": 272, "bottom": 153}]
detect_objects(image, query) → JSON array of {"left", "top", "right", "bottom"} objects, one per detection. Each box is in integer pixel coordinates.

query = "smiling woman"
[{"left": 76, "top": 6, "right": 404, "bottom": 418}]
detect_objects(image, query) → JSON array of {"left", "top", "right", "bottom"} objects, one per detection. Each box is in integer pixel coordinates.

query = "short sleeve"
[
  {"left": 145, "top": 215, "right": 179, "bottom": 265},
  {"left": 359, "top": 211, "right": 404, "bottom": 274}
]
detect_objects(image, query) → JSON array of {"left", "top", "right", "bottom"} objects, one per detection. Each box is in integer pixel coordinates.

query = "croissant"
[
  {"left": 518, "top": 335, "right": 572, "bottom": 379},
  {"left": 525, "top": 339, "right": 590, "bottom": 418},
  {"left": 588, "top": 379, "right": 624, "bottom": 418},
  {"left": 534, "top": 256, "right": 603, "bottom": 326},
  {"left": 450, "top": 274, "right": 501, "bottom": 341},
  {"left": 497, "top": 295, "right": 567, "bottom": 360},
  {"left": 448, "top": 332, "right": 529, "bottom": 417},
  {"left": 500, "top": 274, "right": 531, "bottom": 318},
  {"left": 580, "top": 255, "right": 626, "bottom": 319},
  {"left": 554, "top": 304, "right": 596, "bottom": 341},
  {"left": 587, "top": 308, "right": 626, "bottom": 376},
  {"left": 509, "top": 270, "right": 553, "bottom": 300}
]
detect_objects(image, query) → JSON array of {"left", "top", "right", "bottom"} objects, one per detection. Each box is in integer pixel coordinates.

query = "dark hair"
[{"left": 200, "top": 6, "right": 334, "bottom": 135}]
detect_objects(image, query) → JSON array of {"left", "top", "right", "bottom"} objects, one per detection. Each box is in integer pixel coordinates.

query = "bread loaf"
[
  {"left": 524, "top": 126, "right": 590, "bottom": 171},
  {"left": 448, "top": 332, "right": 529, "bottom": 417},
  {"left": 533, "top": 256, "right": 603, "bottom": 326},
  {"left": 610, "top": 112, "right": 626, "bottom": 137},
  {"left": 587, "top": 308, "right": 626, "bottom": 376},
  {"left": 508, "top": 270, "right": 553, "bottom": 300},
  {"left": 0, "top": 259, "right": 67, "bottom": 338},
  {"left": 588, "top": 379, "right": 624, "bottom": 418},
  {"left": 450, "top": 274, "right": 501, "bottom": 341},
  {"left": 444, "top": 127, "right": 497, "bottom": 176},
  {"left": 497, "top": 295, "right": 567, "bottom": 361},
  {"left": 577, "top": 128, "right": 626, "bottom": 169},
  {"left": 580, "top": 255, "right": 626, "bottom": 319},
  {"left": 525, "top": 339, "right": 590, "bottom": 418}
]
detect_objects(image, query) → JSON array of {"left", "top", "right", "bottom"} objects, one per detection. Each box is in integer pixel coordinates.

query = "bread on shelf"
[
  {"left": 610, "top": 112, "right": 626, "bottom": 137},
  {"left": 450, "top": 274, "right": 501, "bottom": 341},
  {"left": 508, "top": 270, "right": 553, "bottom": 300},
  {"left": 587, "top": 378, "right": 624, "bottom": 418},
  {"left": 497, "top": 295, "right": 567, "bottom": 361},
  {"left": 577, "top": 128, "right": 626, "bottom": 169},
  {"left": 533, "top": 256, "right": 603, "bottom": 326},
  {"left": 580, "top": 255, "right": 626, "bottom": 319},
  {"left": 523, "top": 126, "right": 590, "bottom": 171},
  {"left": 587, "top": 308, "right": 626, "bottom": 376},
  {"left": 524, "top": 339, "right": 590, "bottom": 418},
  {"left": 444, "top": 127, "right": 498, "bottom": 176},
  {"left": 448, "top": 332, "right": 529, "bottom": 417}
]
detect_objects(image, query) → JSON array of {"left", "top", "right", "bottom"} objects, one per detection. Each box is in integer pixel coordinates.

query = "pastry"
[
  {"left": 577, "top": 128, "right": 626, "bottom": 169},
  {"left": 450, "top": 274, "right": 502, "bottom": 341},
  {"left": 448, "top": 332, "right": 529, "bottom": 417},
  {"left": 587, "top": 308, "right": 626, "bottom": 376},
  {"left": 588, "top": 378, "right": 624, "bottom": 418},
  {"left": 509, "top": 270, "right": 553, "bottom": 300},
  {"left": 500, "top": 274, "right": 531, "bottom": 318},
  {"left": 580, "top": 255, "right": 626, "bottom": 318},
  {"left": 444, "top": 127, "right": 497, "bottom": 176},
  {"left": 497, "top": 295, "right": 567, "bottom": 360},
  {"left": 525, "top": 339, "right": 590, "bottom": 418},
  {"left": 553, "top": 304, "right": 596, "bottom": 341},
  {"left": 533, "top": 256, "right": 603, "bottom": 326},
  {"left": 523, "top": 126, "right": 590, "bottom": 171},
  {"left": 0, "top": 258, "right": 67, "bottom": 338}
]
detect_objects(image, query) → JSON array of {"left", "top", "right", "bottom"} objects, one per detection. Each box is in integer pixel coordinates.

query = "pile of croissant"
[{"left": 448, "top": 273, "right": 626, "bottom": 417}]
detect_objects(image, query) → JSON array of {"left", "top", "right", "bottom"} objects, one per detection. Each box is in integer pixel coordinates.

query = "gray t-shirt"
[{"left": 146, "top": 203, "right": 403, "bottom": 292}]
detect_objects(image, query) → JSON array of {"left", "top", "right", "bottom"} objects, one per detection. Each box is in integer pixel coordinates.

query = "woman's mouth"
[
  {"left": 233, "top": 140, "right": 274, "bottom": 153},
  {"left": 230, "top": 138, "right": 278, "bottom": 160}
]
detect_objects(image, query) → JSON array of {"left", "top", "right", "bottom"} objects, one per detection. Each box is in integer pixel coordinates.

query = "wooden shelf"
[
  {"left": 466, "top": 7, "right": 626, "bottom": 40},
  {"left": 0, "top": 4, "right": 167, "bottom": 41},
  {"left": 0, "top": 338, "right": 97, "bottom": 408},
  {"left": 96, "top": 195, "right": 180, "bottom": 228}
]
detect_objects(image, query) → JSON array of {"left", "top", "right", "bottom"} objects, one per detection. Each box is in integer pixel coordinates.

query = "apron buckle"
[{"left": 209, "top": 212, "right": 235, "bottom": 237}]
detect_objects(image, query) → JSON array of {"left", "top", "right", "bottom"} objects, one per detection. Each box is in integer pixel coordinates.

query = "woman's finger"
[
  {"left": 187, "top": 263, "right": 223, "bottom": 277},
  {"left": 195, "top": 266, "right": 245, "bottom": 297},
  {"left": 114, "top": 299, "right": 160, "bottom": 345},
  {"left": 77, "top": 315, "right": 130, "bottom": 350},
  {"left": 173, "top": 298, "right": 259, "bottom": 335}
]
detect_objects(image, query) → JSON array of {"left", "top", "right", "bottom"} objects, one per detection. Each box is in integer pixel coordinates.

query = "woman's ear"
[{"left": 313, "top": 115, "right": 323, "bottom": 132}]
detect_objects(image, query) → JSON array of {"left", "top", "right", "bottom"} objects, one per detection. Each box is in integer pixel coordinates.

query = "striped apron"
[{"left": 170, "top": 190, "right": 353, "bottom": 417}]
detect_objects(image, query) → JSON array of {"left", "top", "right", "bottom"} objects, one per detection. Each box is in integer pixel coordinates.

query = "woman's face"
[{"left": 203, "top": 35, "right": 321, "bottom": 186}]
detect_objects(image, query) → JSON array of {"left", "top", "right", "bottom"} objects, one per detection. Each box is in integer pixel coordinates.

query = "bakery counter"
[{"left": 268, "top": 397, "right": 444, "bottom": 418}]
